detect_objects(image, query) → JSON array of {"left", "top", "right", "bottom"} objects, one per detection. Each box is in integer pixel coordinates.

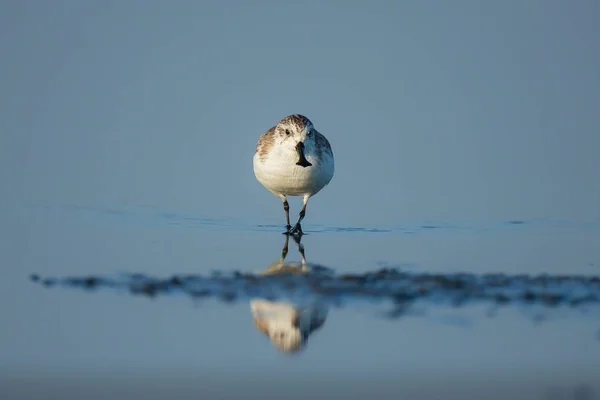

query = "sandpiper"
[{"left": 253, "top": 114, "right": 334, "bottom": 235}]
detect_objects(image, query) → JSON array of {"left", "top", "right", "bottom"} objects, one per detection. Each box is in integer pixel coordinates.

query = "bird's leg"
[
  {"left": 282, "top": 199, "right": 291, "bottom": 234},
  {"left": 289, "top": 196, "right": 309, "bottom": 235}
]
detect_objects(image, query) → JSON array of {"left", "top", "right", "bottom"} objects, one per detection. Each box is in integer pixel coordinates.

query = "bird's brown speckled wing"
[{"left": 255, "top": 126, "right": 276, "bottom": 161}]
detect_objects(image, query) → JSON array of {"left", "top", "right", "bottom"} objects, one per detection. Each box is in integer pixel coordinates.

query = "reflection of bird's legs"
[
  {"left": 291, "top": 234, "right": 307, "bottom": 265},
  {"left": 281, "top": 234, "right": 290, "bottom": 261}
]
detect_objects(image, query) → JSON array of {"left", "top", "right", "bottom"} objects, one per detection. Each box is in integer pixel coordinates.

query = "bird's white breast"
[{"left": 253, "top": 147, "right": 334, "bottom": 198}]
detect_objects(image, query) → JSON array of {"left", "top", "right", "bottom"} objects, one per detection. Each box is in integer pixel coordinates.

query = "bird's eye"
[
  {"left": 285, "top": 129, "right": 290, "bottom": 135},
  {"left": 307, "top": 129, "right": 313, "bottom": 136}
]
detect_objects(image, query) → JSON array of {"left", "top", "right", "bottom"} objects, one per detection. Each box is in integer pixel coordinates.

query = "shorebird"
[{"left": 253, "top": 114, "right": 334, "bottom": 235}]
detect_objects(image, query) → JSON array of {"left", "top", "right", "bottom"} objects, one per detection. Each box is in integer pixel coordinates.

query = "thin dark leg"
[
  {"left": 289, "top": 203, "right": 307, "bottom": 235},
  {"left": 283, "top": 200, "right": 291, "bottom": 233}
]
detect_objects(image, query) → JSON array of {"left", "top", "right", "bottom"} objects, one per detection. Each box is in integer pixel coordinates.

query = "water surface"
[{"left": 2, "top": 204, "right": 599, "bottom": 399}]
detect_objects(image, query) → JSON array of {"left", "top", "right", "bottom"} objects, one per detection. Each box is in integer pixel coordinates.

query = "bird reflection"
[{"left": 250, "top": 234, "right": 329, "bottom": 354}]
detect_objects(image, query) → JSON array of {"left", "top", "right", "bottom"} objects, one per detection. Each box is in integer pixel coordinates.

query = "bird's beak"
[{"left": 295, "top": 141, "right": 312, "bottom": 168}]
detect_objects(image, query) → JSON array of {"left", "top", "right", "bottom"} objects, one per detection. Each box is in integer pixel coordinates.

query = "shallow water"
[
  {"left": 3, "top": 1, "right": 600, "bottom": 398},
  {"left": 2, "top": 204, "right": 599, "bottom": 399}
]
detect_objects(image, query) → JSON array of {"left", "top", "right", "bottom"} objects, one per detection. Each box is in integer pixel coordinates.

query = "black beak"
[{"left": 295, "top": 141, "right": 312, "bottom": 168}]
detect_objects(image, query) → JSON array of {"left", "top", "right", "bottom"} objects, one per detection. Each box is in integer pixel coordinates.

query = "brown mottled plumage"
[
  {"left": 280, "top": 114, "right": 311, "bottom": 127},
  {"left": 256, "top": 126, "right": 276, "bottom": 161}
]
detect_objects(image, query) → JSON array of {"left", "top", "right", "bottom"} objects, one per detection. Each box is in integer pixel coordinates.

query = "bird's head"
[{"left": 274, "top": 114, "right": 315, "bottom": 168}]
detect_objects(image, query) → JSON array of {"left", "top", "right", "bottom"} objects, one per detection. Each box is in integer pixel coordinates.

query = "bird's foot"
[
  {"left": 282, "top": 224, "right": 292, "bottom": 235},
  {"left": 289, "top": 222, "right": 303, "bottom": 236}
]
